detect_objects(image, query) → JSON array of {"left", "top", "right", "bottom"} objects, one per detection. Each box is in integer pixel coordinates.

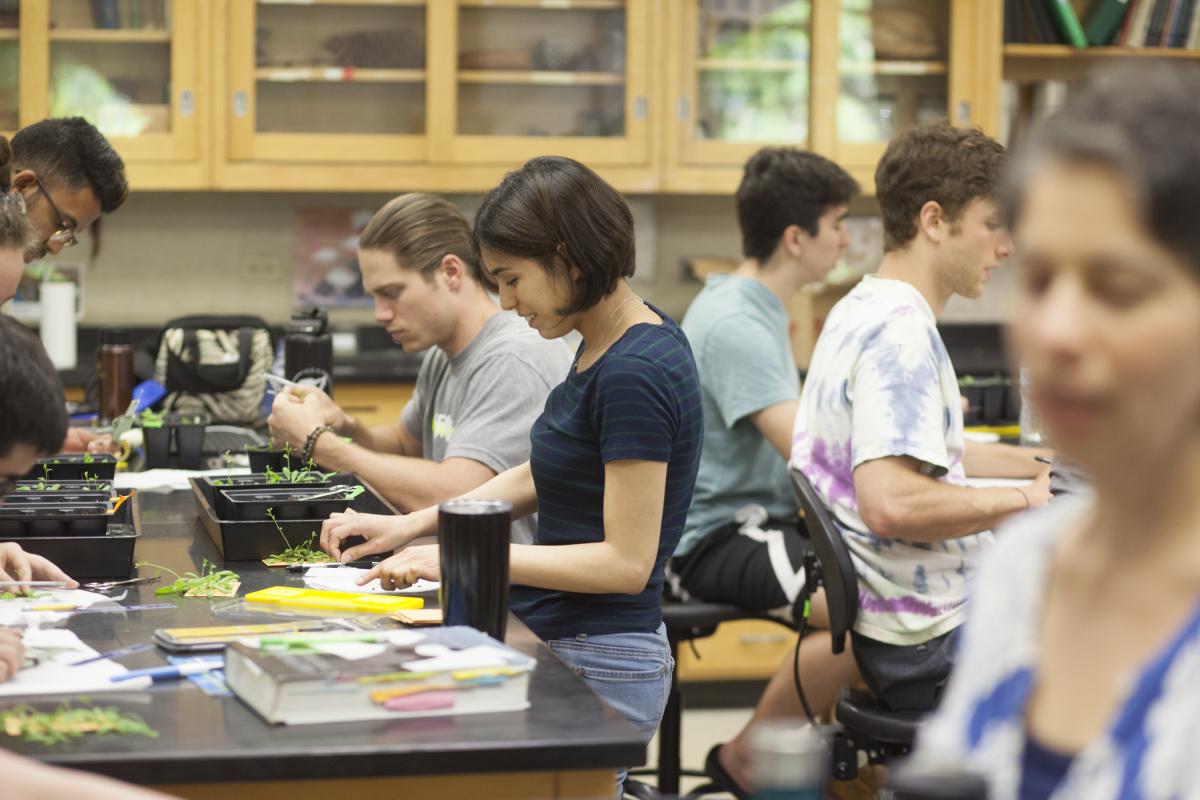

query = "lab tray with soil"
[
  {"left": 0, "top": 489, "right": 141, "bottom": 578},
  {"left": 198, "top": 472, "right": 335, "bottom": 519},
  {"left": 22, "top": 453, "right": 118, "bottom": 481},
  {"left": 190, "top": 473, "right": 394, "bottom": 561}
]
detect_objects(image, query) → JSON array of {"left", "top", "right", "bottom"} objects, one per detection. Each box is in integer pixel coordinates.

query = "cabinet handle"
[
  {"left": 634, "top": 96, "right": 647, "bottom": 120},
  {"left": 677, "top": 96, "right": 691, "bottom": 121},
  {"left": 739, "top": 633, "right": 790, "bottom": 646},
  {"left": 233, "top": 91, "right": 248, "bottom": 119},
  {"left": 179, "top": 89, "right": 194, "bottom": 118}
]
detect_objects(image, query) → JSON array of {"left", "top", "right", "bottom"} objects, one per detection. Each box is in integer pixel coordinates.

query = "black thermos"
[
  {"left": 284, "top": 306, "right": 333, "bottom": 396},
  {"left": 437, "top": 499, "right": 512, "bottom": 641}
]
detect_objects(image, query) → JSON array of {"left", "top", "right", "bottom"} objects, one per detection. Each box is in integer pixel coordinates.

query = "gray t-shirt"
[
  {"left": 676, "top": 274, "right": 800, "bottom": 556},
  {"left": 401, "top": 311, "right": 572, "bottom": 544}
]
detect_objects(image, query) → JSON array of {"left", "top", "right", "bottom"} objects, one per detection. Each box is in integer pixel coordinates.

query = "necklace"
[{"left": 590, "top": 295, "right": 643, "bottom": 352}]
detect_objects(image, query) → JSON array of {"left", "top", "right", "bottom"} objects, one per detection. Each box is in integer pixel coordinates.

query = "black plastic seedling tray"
[
  {"left": 144, "top": 412, "right": 210, "bottom": 469},
  {"left": 0, "top": 492, "right": 140, "bottom": 578},
  {"left": 190, "top": 474, "right": 391, "bottom": 561},
  {"left": 12, "top": 479, "right": 113, "bottom": 495},
  {"left": 24, "top": 454, "right": 118, "bottom": 481},
  {"left": 199, "top": 474, "right": 336, "bottom": 519},
  {"left": 0, "top": 505, "right": 109, "bottom": 537},
  {"left": 245, "top": 447, "right": 288, "bottom": 473},
  {"left": 219, "top": 486, "right": 362, "bottom": 521},
  {"left": 3, "top": 493, "right": 111, "bottom": 507}
]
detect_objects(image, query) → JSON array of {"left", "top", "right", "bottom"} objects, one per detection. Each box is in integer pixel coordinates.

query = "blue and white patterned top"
[
  {"left": 790, "top": 275, "right": 993, "bottom": 645},
  {"left": 919, "top": 498, "right": 1200, "bottom": 800}
]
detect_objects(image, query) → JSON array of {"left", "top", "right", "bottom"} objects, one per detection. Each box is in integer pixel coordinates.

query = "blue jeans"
[{"left": 548, "top": 624, "right": 673, "bottom": 796}]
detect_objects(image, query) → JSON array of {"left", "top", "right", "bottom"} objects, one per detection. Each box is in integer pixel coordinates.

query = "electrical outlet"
[{"left": 240, "top": 257, "right": 282, "bottom": 282}]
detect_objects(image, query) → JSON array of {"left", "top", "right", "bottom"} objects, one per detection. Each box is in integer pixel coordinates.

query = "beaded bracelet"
[{"left": 301, "top": 424, "right": 335, "bottom": 466}]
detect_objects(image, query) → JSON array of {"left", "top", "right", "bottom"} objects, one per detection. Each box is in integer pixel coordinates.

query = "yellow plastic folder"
[{"left": 244, "top": 586, "right": 424, "bottom": 614}]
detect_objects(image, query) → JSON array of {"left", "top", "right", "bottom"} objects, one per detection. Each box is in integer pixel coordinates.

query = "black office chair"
[{"left": 789, "top": 466, "right": 924, "bottom": 781}]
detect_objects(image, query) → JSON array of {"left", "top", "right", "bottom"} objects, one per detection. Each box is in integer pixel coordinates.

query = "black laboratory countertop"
[
  {"left": 2, "top": 491, "right": 643, "bottom": 785},
  {"left": 59, "top": 326, "right": 423, "bottom": 388}
]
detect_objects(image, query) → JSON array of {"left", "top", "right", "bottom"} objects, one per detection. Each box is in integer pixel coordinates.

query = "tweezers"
[{"left": 81, "top": 576, "right": 161, "bottom": 591}]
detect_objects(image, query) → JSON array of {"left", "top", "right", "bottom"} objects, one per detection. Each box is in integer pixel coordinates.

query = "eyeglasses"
[{"left": 33, "top": 177, "right": 78, "bottom": 249}]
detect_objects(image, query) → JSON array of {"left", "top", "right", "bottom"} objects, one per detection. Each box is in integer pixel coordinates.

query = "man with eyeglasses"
[
  {"left": 9, "top": 117, "right": 128, "bottom": 263},
  {"left": 7, "top": 118, "right": 128, "bottom": 453}
]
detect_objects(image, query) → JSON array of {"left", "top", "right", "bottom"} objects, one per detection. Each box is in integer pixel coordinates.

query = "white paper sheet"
[
  {"left": 115, "top": 467, "right": 251, "bottom": 492},
  {"left": 0, "top": 629, "right": 152, "bottom": 696},
  {"left": 0, "top": 589, "right": 115, "bottom": 627},
  {"left": 303, "top": 566, "right": 439, "bottom": 596}
]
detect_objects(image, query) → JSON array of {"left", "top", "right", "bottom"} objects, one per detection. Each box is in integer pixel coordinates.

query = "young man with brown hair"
[
  {"left": 268, "top": 193, "right": 571, "bottom": 542},
  {"left": 671, "top": 148, "right": 865, "bottom": 795},
  {"left": 791, "top": 123, "right": 1050, "bottom": 719}
]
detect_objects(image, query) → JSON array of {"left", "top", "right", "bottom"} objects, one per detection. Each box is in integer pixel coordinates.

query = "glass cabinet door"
[
  {"left": 26, "top": 0, "right": 201, "bottom": 161},
  {"left": 227, "top": 0, "right": 428, "bottom": 162},
  {"left": 676, "top": 0, "right": 813, "bottom": 166},
  {"left": 439, "top": 0, "right": 649, "bottom": 165},
  {"left": 830, "top": 0, "right": 970, "bottom": 166},
  {"left": 0, "top": 2, "right": 17, "bottom": 133}
]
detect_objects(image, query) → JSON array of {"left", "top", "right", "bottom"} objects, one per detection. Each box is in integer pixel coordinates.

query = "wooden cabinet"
[
  {"left": 664, "top": 0, "right": 994, "bottom": 193},
  {"left": 225, "top": 0, "right": 429, "bottom": 164},
  {"left": 435, "top": 0, "right": 652, "bottom": 167},
  {"left": 13, "top": 0, "right": 210, "bottom": 189},
  {"left": 676, "top": 619, "right": 798, "bottom": 682},
  {"left": 333, "top": 381, "right": 412, "bottom": 430},
  {"left": 19, "top": 0, "right": 1193, "bottom": 194}
]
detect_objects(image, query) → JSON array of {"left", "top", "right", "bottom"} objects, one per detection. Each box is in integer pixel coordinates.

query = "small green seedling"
[
  {"left": 139, "top": 408, "right": 165, "bottom": 429},
  {"left": 1, "top": 702, "right": 157, "bottom": 746},
  {"left": 264, "top": 507, "right": 328, "bottom": 564},
  {"left": 136, "top": 559, "right": 240, "bottom": 598}
]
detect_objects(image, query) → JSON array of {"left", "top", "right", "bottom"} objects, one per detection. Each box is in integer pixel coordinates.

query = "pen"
[
  {"left": 110, "top": 661, "right": 222, "bottom": 683},
  {"left": 285, "top": 560, "right": 378, "bottom": 573},
  {"left": 260, "top": 632, "right": 385, "bottom": 648},
  {"left": 1034, "top": 455, "right": 1053, "bottom": 465},
  {"left": 70, "top": 642, "right": 153, "bottom": 666},
  {"left": 264, "top": 373, "right": 308, "bottom": 393}
]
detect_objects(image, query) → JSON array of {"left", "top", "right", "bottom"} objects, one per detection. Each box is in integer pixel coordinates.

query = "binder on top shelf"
[
  {"left": 1145, "top": 0, "right": 1173, "bottom": 45},
  {"left": 1084, "top": 0, "right": 1134, "bottom": 44},
  {"left": 1046, "top": 0, "right": 1091, "bottom": 45},
  {"left": 92, "top": 0, "right": 119, "bottom": 29},
  {"left": 1026, "top": 0, "right": 1066, "bottom": 42},
  {"left": 1166, "top": 0, "right": 1196, "bottom": 45},
  {"left": 1117, "top": 0, "right": 1146, "bottom": 43}
]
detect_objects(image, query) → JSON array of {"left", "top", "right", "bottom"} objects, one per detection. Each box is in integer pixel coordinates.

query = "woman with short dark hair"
[
  {"left": 915, "top": 63, "right": 1200, "bottom": 799},
  {"left": 322, "top": 157, "right": 704, "bottom": 794}
]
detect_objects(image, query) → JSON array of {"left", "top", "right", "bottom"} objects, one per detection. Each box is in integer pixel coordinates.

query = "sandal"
[{"left": 703, "top": 743, "right": 750, "bottom": 800}]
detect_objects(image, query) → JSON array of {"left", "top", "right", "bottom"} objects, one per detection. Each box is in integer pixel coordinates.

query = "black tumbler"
[{"left": 437, "top": 499, "right": 512, "bottom": 641}]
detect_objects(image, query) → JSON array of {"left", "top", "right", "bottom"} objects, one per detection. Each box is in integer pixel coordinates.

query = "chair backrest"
[{"left": 790, "top": 466, "right": 858, "bottom": 654}]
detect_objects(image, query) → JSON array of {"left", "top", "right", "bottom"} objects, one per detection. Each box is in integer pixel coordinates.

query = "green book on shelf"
[
  {"left": 1046, "top": 0, "right": 1091, "bottom": 45},
  {"left": 1084, "top": 0, "right": 1132, "bottom": 43}
]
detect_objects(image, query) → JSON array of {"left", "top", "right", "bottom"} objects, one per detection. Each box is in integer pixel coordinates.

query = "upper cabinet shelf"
[
  {"left": 49, "top": 29, "right": 172, "bottom": 43},
  {"left": 11, "top": 0, "right": 207, "bottom": 188}
]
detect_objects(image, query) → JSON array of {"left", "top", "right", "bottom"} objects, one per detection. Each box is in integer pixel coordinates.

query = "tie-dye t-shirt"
[{"left": 790, "top": 275, "right": 993, "bottom": 646}]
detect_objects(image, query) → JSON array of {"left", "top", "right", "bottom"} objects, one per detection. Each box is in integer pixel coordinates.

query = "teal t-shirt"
[{"left": 676, "top": 274, "right": 800, "bottom": 556}]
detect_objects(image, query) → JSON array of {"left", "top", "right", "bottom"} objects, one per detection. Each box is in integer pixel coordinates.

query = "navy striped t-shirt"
[{"left": 510, "top": 305, "right": 703, "bottom": 641}]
